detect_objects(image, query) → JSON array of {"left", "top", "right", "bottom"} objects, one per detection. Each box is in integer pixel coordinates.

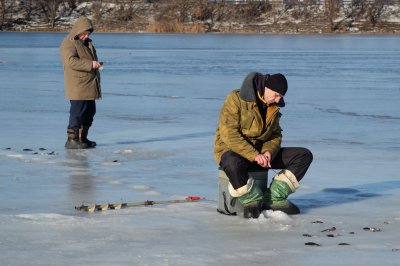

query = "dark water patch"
[
  {"left": 323, "top": 188, "right": 360, "bottom": 194},
  {"left": 104, "top": 92, "right": 185, "bottom": 99},
  {"left": 194, "top": 97, "right": 225, "bottom": 101},
  {"left": 108, "top": 115, "right": 173, "bottom": 123},
  {"left": 297, "top": 180, "right": 400, "bottom": 213},
  {"left": 116, "top": 131, "right": 214, "bottom": 145},
  {"left": 356, "top": 193, "right": 380, "bottom": 198},
  {"left": 317, "top": 107, "right": 400, "bottom": 120},
  {"left": 321, "top": 138, "right": 364, "bottom": 145},
  {"left": 104, "top": 93, "right": 225, "bottom": 102},
  {"left": 143, "top": 94, "right": 184, "bottom": 99},
  {"left": 6, "top": 109, "right": 66, "bottom": 114}
]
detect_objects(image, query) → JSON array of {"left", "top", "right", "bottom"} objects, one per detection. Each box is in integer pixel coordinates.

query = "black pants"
[
  {"left": 220, "top": 148, "right": 313, "bottom": 190},
  {"left": 68, "top": 100, "right": 96, "bottom": 131}
]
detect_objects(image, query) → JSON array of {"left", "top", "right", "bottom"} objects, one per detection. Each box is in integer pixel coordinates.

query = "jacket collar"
[{"left": 239, "top": 72, "right": 258, "bottom": 102}]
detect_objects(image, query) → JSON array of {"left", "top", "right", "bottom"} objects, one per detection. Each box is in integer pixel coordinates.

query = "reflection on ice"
[
  {"left": 317, "top": 107, "right": 400, "bottom": 120},
  {"left": 296, "top": 180, "right": 400, "bottom": 212}
]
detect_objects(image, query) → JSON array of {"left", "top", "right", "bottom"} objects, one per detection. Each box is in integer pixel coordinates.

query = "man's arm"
[
  {"left": 261, "top": 117, "right": 282, "bottom": 161},
  {"left": 218, "top": 93, "right": 259, "bottom": 162},
  {"left": 60, "top": 41, "right": 93, "bottom": 72}
]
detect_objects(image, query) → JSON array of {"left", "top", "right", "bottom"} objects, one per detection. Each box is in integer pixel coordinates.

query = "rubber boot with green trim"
[
  {"left": 65, "top": 129, "right": 88, "bottom": 149},
  {"left": 80, "top": 126, "right": 96, "bottom": 148},
  {"left": 264, "top": 169, "right": 300, "bottom": 215},
  {"left": 229, "top": 178, "right": 263, "bottom": 219}
]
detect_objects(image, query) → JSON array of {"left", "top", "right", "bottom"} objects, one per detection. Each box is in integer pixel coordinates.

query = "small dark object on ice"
[
  {"left": 338, "top": 243, "right": 350, "bottom": 246},
  {"left": 305, "top": 242, "right": 321, "bottom": 246},
  {"left": 321, "top": 227, "right": 336, "bottom": 232},
  {"left": 363, "top": 227, "right": 381, "bottom": 232},
  {"left": 33, "top": 152, "right": 38, "bottom": 154},
  {"left": 392, "top": 249, "right": 400, "bottom": 252},
  {"left": 303, "top": 234, "right": 314, "bottom": 237},
  {"left": 39, "top": 148, "right": 47, "bottom": 151},
  {"left": 349, "top": 232, "right": 355, "bottom": 234},
  {"left": 113, "top": 160, "right": 119, "bottom": 162},
  {"left": 327, "top": 233, "right": 339, "bottom": 237},
  {"left": 6, "top": 147, "right": 11, "bottom": 150},
  {"left": 23, "top": 148, "right": 33, "bottom": 151},
  {"left": 47, "top": 151, "right": 55, "bottom": 155},
  {"left": 312, "top": 220, "right": 323, "bottom": 223}
]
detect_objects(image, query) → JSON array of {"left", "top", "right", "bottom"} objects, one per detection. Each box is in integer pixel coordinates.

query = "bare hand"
[
  {"left": 255, "top": 154, "right": 268, "bottom": 168},
  {"left": 255, "top": 152, "right": 272, "bottom": 168},
  {"left": 263, "top": 152, "right": 271, "bottom": 168},
  {"left": 92, "top": 61, "right": 102, "bottom": 69}
]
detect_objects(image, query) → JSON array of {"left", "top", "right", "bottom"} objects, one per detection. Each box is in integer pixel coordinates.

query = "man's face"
[
  {"left": 264, "top": 88, "right": 283, "bottom": 106},
  {"left": 78, "top": 31, "right": 91, "bottom": 41}
]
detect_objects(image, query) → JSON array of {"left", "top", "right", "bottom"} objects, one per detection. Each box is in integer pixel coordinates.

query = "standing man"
[
  {"left": 214, "top": 72, "right": 313, "bottom": 218},
  {"left": 60, "top": 16, "right": 102, "bottom": 149}
]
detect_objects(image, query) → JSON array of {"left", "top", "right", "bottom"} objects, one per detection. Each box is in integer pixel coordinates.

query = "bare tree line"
[{"left": 0, "top": 0, "right": 399, "bottom": 32}]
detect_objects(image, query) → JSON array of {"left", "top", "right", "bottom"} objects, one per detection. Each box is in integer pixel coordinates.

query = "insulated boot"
[
  {"left": 65, "top": 129, "right": 88, "bottom": 149},
  {"left": 237, "top": 184, "right": 263, "bottom": 219},
  {"left": 80, "top": 126, "right": 96, "bottom": 148},
  {"left": 264, "top": 170, "right": 300, "bottom": 215}
]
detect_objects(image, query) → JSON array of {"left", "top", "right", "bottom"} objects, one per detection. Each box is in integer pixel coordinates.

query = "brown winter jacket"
[
  {"left": 60, "top": 17, "right": 101, "bottom": 100},
  {"left": 214, "top": 72, "right": 283, "bottom": 165}
]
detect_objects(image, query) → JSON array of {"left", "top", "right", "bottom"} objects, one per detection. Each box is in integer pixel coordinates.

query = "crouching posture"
[
  {"left": 60, "top": 16, "right": 102, "bottom": 149},
  {"left": 214, "top": 72, "right": 313, "bottom": 218}
]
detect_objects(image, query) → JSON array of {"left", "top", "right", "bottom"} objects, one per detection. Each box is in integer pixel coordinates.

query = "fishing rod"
[
  {"left": 75, "top": 195, "right": 204, "bottom": 212},
  {"left": 93, "top": 52, "right": 134, "bottom": 72}
]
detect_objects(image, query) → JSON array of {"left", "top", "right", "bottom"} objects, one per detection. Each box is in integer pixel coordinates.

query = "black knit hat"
[{"left": 265, "top": 73, "right": 287, "bottom": 107}]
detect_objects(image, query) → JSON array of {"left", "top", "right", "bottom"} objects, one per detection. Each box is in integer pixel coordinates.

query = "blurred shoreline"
[{"left": 1, "top": 1, "right": 400, "bottom": 34}]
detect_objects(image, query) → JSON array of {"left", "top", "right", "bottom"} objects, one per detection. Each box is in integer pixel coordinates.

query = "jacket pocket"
[
  {"left": 240, "top": 110, "right": 260, "bottom": 137},
  {"left": 72, "top": 71, "right": 89, "bottom": 78}
]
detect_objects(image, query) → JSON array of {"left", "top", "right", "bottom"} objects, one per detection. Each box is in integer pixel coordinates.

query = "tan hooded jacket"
[
  {"left": 60, "top": 17, "right": 101, "bottom": 100},
  {"left": 214, "top": 72, "right": 283, "bottom": 165}
]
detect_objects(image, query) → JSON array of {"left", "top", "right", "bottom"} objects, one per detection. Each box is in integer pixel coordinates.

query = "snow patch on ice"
[
  {"left": 144, "top": 190, "right": 162, "bottom": 195},
  {"left": 107, "top": 180, "right": 122, "bottom": 185},
  {"left": 263, "top": 210, "right": 293, "bottom": 224},
  {"left": 114, "top": 149, "right": 133, "bottom": 154},
  {"left": 131, "top": 185, "right": 151, "bottom": 191},
  {"left": 7, "top": 154, "right": 24, "bottom": 159},
  {"left": 127, "top": 185, "right": 161, "bottom": 195},
  {"left": 299, "top": 184, "right": 313, "bottom": 190},
  {"left": 16, "top": 213, "right": 80, "bottom": 224}
]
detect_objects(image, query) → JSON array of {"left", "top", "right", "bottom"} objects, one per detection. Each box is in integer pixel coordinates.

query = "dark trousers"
[
  {"left": 220, "top": 148, "right": 313, "bottom": 190},
  {"left": 68, "top": 100, "right": 96, "bottom": 131}
]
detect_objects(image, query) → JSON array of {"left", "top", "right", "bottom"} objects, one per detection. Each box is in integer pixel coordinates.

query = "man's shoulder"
[
  {"left": 226, "top": 89, "right": 240, "bottom": 98},
  {"left": 60, "top": 36, "right": 72, "bottom": 48},
  {"left": 226, "top": 89, "right": 246, "bottom": 102},
  {"left": 60, "top": 35, "right": 79, "bottom": 48}
]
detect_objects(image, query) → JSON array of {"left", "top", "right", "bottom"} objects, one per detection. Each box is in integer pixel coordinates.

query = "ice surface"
[{"left": 1, "top": 33, "right": 400, "bottom": 265}]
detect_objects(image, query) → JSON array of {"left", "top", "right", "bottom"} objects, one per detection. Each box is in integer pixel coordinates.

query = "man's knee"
[
  {"left": 300, "top": 147, "right": 313, "bottom": 165},
  {"left": 220, "top": 151, "right": 248, "bottom": 172}
]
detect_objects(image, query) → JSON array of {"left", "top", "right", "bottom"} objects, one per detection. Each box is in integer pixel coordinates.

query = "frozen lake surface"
[{"left": 1, "top": 33, "right": 400, "bottom": 265}]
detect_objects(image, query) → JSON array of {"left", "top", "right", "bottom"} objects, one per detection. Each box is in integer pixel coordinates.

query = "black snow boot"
[
  {"left": 243, "top": 202, "right": 261, "bottom": 219},
  {"left": 80, "top": 126, "right": 96, "bottom": 148},
  {"left": 65, "top": 129, "right": 88, "bottom": 149}
]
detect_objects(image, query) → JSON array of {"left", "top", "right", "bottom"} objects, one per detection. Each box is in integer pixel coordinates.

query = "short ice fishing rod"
[{"left": 75, "top": 196, "right": 204, "bottom": 212}]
